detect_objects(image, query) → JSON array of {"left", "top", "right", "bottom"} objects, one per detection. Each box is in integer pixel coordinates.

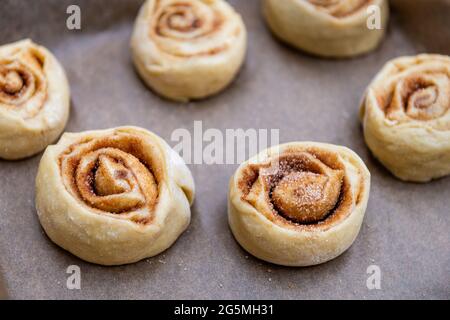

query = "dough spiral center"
[
  {"left": 1, "top": 70, "right": 24, "bottom": 94},
  {"left": 147, "top": 0, "right": 243, "bottom": 58},
  {"left": 244, "top": 151, "right": 346, "bottom": 225},
  {"left": 272, "top": 171, "right": 342, "bottom": 223},
  {"left": 0, "top": 47, "right": 47, "bottom": 118},
  {"left": 384, "top": 71, "right": 450, "bottom": 122},
  {"left": 76, "top": 148, "right": 156, "bottom": 214},
  {"left": 155, "top": 2, "right": 221, "bottom": 39},
  {"left": 60, "top": 133, "right": 162, "bottom": 224}
]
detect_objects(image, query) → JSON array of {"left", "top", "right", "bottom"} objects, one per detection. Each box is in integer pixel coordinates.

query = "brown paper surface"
[{"left": 0, "top": 0, "right": 449, "bottom": 299}]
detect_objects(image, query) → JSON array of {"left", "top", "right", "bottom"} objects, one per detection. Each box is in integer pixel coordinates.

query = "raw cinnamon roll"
[
  {"left": 228, "top": 142, "right": 370, "bottom": 266},
  {"left": 131, "top": 0, "right": 247, "bottom": 101},
  {"left": 0, "top": 39, "right": 70, "bottom": 159},
  {"left": 35, "top": 126, "right": 195, "bottom": 265},
  {"left": 361, "top": 54, "right": 450, "bottom": 182},
  {"left": 263, "top": 0, "right": 389, "bottom": 58}
]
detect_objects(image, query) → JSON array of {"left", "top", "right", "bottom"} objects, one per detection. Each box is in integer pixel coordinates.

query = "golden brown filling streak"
[
  {"left": 379, "top": 69, "right": 450, "bottom": 123},
  {"left": 155, "top": 3, "right": 223, "bottom": 37},
  {"left": 307, "top": 0, "right": 372, "bottom": 18},
  {"left": 0, "top": 47, "right": 47, "bottom": 119},
  {"left": 238, "top": 148, "right": 361, "bottom": 231},
  {"left": 148, "top": 0, "right": 235, "bottom": 57},
  {"left": 59, "top": 132, "right": 164, "bottom": 225}
]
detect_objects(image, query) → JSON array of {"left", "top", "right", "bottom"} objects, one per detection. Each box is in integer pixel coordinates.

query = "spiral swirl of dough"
[
  {"left": 0, "top": 46, "right": 47, "bottom": 118},
  {"left": 0, "top": 39, "right": 69, "bottom": 160},
  {"left": 228, "top": 142, "right": 370, "bottom": 266},
  {"left": 361, "top": 54, "right": 450, "bottom": 182},
  {"left": 59, "top": 132, "right": 162, "bottom": 224},
  {"left": 263, "top": 0, "right": 389, "bottom": 58},
  {"left": 36, "top": 127, "right": 195, "bottom": 265},
  {"left": 375, "top": 55, "right": 449, "bottom": 125},
  {"left": 131, "top": 0, "right": 247, "bottom": 101},
  {"left": 150, "top": 0, "right": 233, "bottom": 57}
]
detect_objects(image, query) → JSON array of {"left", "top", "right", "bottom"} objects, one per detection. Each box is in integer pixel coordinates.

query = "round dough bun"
[
  {"left": 263, "top": 0, "right": 389, "bottom": 58},
  {"left": 360, "top": 54, "right": 450, "bottom": 182},
  {"left": 131, "top": 0, "right": 247, "bottom": 102},
  {"left": 228, "top": 142, "right": 370, "bottom": 266},
  {"left": 0, "top": 39, "right": 70, "bottom": 160},
  {"left": 36, "top": 126, "right": 195, "bottom": 266}
]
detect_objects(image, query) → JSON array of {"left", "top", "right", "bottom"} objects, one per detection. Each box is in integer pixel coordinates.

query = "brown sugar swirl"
[
  {"left": 228, "top": 142, "right": 371, "bottom": 266},
  {"left": 59, "top": 131, "right": 164, "bottom": 225},
  {"left": 148, "top": 0, "right": 239, "bottom": 58},
  {"left": 155, "top": 2, "right": 222, "bottom": 38},
  {"left": 0, "top": 45, "right": 48, "bottom": 119},
  {"left": 375, "top": 56, "right": 450, "bottom": 126},
  {"left": 239, "top": 148, "right": 358, "bottom": 231}
]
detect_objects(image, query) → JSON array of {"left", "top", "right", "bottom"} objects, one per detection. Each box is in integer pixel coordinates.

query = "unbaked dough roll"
[
  {"left": 131, "top": 0, "right": 247, "bottom": 101},
  {"left": 36, "top": 126, "right": 195, "bottom": 265},
  {"left": 361, "top": 54, "right": 450, "bottom": 182},
  {"left": 263, "top": 0, "right": 389, "bottom": 58},
  {"left": 0, "top": 39, "right": 70, "bottom": 159},
  {"left": 228, "top": 142, "right": 370, "bottom": 266}
]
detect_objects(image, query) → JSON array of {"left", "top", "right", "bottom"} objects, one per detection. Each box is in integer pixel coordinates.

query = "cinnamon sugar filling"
[
  {"left": 0, "top": 47, "right": 48, "bottom": 118},
  {"left": 238, "top": 149, "right": 358, "bottom": 230},
  {"left": 149, "top": 0, "right": 237, "bottom": 58},
  {"left": 58, "top": 132, "right": 163, "bottom": 225},
  {"left": 376, "top": 65, "right": 449, "bottom": 123}
]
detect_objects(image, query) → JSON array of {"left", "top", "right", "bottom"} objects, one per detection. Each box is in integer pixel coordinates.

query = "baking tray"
[{"left": 0, "top": 0, "right": 449, "bottom": 299}]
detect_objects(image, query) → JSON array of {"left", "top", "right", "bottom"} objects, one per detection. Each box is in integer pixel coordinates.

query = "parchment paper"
[{"left": 0, "top": 0, "right": 449, "bottom": 299}]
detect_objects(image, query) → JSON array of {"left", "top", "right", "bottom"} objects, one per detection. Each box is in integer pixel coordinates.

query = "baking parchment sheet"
[{"left": 0, "top": 0, "right": 449, "bottom": 299}]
